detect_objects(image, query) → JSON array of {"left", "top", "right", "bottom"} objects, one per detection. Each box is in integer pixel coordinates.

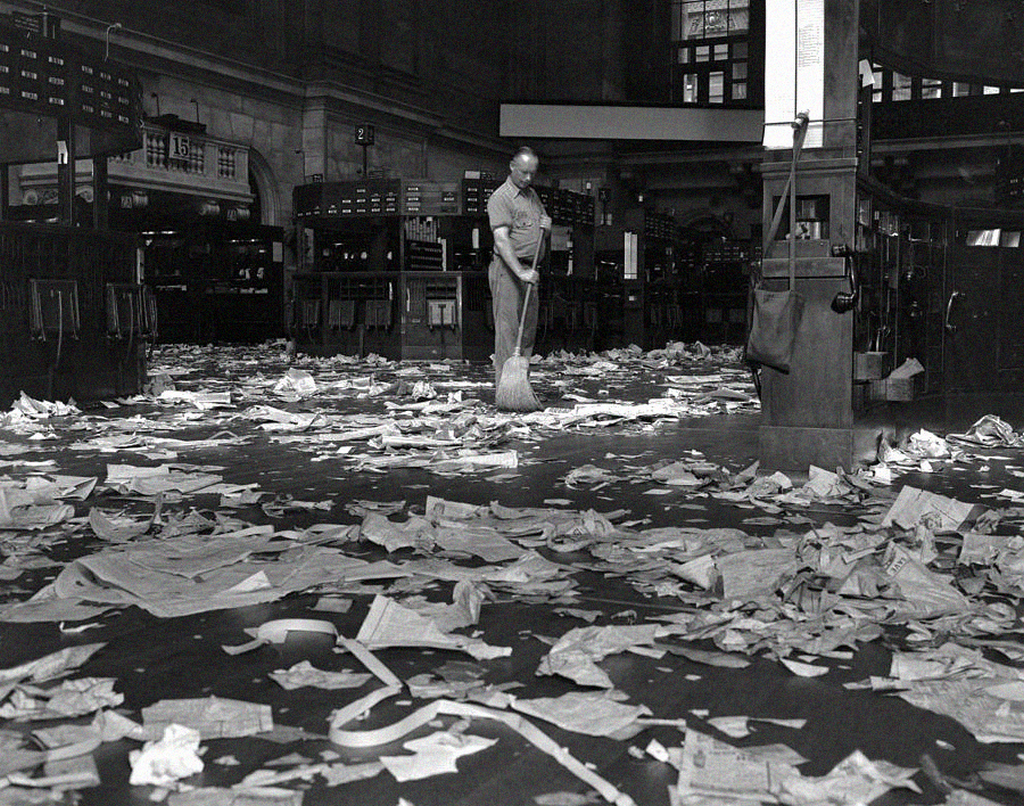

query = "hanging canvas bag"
[
  {"left": 746, "top": 266, "right": 803, "bottom": 372},
  {"left": 745, "top": 115, "right": 809, "bottom": 374}
]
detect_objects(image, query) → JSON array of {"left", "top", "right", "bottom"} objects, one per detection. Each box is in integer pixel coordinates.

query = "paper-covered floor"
[{"left": 2, "top": 341, "right": 1024, "bottom": 806}]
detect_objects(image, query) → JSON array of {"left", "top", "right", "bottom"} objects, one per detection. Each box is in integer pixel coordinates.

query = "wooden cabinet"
[
  {"left": 1, "top": 223, "right": 144, "bottom": 406},
  {"left": 857, "top": 185, "right": 1024, "bottom": 420},
  {"left": 945, "top": 241, "right": 1024, "bottom": 395}
]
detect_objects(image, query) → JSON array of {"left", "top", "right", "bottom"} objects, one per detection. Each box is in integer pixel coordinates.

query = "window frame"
[{"left": 668, "top": 0, "right": 760, "bottom": 108}]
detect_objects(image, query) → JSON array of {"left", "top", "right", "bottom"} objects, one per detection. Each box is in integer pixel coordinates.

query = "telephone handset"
[{"left": 830, "top": 244, "right": 858, "bottom": 314}]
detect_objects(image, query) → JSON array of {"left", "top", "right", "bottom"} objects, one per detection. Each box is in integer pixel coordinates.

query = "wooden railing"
[{"left": 21, "top": 123, "right": 252, "bottom": 205}]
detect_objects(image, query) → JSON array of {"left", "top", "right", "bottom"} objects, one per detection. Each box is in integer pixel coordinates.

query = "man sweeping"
[{"left": 488, "top": 146, "right": 551, "bottom": 409}]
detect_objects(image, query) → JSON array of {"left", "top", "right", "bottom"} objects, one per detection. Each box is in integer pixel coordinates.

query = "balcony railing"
[{"left": 20, "top": 123, "right": 252, "bottom": 205}]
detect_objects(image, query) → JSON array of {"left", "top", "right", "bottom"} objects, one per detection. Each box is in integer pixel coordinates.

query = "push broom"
[{"left": 495, "top": 234, "right": 544, "bottom": 412}]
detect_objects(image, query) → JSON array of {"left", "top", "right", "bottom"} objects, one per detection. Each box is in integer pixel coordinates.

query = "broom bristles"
[{"left": 495, "top": 356, "right": 541, "bottom": 412}]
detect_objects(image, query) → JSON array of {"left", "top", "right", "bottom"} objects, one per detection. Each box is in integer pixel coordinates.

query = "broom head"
[{"left": 495, "top": 355, "right": 542, "bottom": 412}]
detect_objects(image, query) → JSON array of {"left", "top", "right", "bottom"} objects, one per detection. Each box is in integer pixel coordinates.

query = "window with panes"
[
  {"left": 869, "top": 63, "right": 1022, "bottom": 103},
  {"left": 670, "top": 0, "right": 759, "bottom": 107}
]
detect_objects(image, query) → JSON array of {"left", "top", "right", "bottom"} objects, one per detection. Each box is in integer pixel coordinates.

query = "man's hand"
[
  {"left": 539, "top": 214, "right": 552, "bottom": 231},
  {"left": 519, "top": 265, "right": 540, "bottom": 285}
]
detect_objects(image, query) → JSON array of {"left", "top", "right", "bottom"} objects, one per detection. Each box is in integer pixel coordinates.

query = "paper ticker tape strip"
[
  {"left": 336, "top": 637, "right": 402, "bottom": 688},
  {"left": 328, "top": 698, "right": 636, "bottom": 806},
  {"left": 222, "top": 618, "right": 338, "bottom": 655}
]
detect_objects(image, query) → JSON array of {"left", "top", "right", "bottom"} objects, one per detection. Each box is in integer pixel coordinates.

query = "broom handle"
[{"left": 513, "top": 232, "right": 544, "bottom": 357}]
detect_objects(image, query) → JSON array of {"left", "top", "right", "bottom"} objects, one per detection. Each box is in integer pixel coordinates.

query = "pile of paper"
[{"left": 2, "top": 341, "right": 1024, "bottom": 806}]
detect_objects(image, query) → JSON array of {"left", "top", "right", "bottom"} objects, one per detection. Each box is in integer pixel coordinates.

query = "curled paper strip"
[
  {"left": 222, "top": 619, "right": 338, "bottom": 655},
  {"left": 328, "top": 698, "right": 636, "bottom": 806},
  {"left": 336, "top": 637, "right": 402, "bottom": 688}
]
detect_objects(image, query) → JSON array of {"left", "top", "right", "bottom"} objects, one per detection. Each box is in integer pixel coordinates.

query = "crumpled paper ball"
[{"left": 128, "top": 723, "right": 204, "bottom": 786}]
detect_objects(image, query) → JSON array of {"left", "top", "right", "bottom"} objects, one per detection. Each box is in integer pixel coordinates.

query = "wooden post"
[
  {"left": 757, "top": 0, "right": 862, "bottom": 471},
  {"left": 93, "top": 156, "right": 109, "bottom": 230},
  {"left": 57, "top": 116, "right": 76, "bottom": 226},
  {"left": 0, "top": 163, "right": 8, "bottom": 221}
]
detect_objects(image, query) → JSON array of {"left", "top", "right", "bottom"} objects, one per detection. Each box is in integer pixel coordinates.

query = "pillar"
[{"left": 758, "top": 0, "right": 861, "bottom": 471}]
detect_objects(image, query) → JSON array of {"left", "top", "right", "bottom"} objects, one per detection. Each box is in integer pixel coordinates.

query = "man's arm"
[{"left": 493, "top": 225, "right": 539, "bottom": 284}]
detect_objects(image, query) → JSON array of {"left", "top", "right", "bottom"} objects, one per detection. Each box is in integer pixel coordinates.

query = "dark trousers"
[{"left": 489, "top": 258, "right": 538, "bottom": 387}]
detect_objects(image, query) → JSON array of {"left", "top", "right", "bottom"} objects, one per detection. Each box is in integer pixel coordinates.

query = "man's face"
[{"left": 509, "top": 154, "right": 538, "bottom": 189}]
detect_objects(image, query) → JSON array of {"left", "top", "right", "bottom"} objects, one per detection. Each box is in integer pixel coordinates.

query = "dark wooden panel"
[
  {"left": 760, "top": 276, "right": 854, "bottom": 429},
  {"left": 945, "top": 245, "right": 1024, "bottom": 394},
  {"left": 998, "top": 249, "right": 1024, "bottom": 372},
  {"left": 0, "top": 222, "right": 143, "bottom": 406},
  {"left": 863, "top": 0, "right": 1024, "bottom": 86},
  {"left": 759, "top": 424, "right": 856, "bottom": 472}
]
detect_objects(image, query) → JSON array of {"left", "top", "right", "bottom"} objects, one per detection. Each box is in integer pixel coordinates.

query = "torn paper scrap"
[
  {"left": 432, "top": 524, "right": 526, "bottom": 562},
  {"left": 537, "top": 624, "right": 659, "bottom": 688},
  {"left": 88, "top": 507, "right": 157, "bottom": 543},
  {"left": 960, "top": 532, "right": 1022, "bottom": 565},
  {"left": 906, "top": 429, "right": 950, "bottom": 458},
  {"left": 104, "top": 464, "right": 224, "bottom": 496},
  {"left": 947, "top": 414, "right": 1024, "bottom": 448},
  {"left": 243, "top": 405, "right": 319, "bottom": 429},
  {"left": 424, "top": 496, "right": 488, "bottom": 520},
  {"left": 706, "top": 715, "right": 752, "bottom": 738},
  {"left": 889, "top": 358, "right": 924, "bottom": 380},
  {"left": 379, "top": 730, "right": 497, "bottom": 781},
  {"left": 273, "top": 368, "right": 317, "bottom": 398},
  {"left": 141, "top": 697, "right": 273, "bottom": 740},
  {"left": 984, "top": 681, "right": 1024, "bottom": 702},
  {"left": 0, "top": 677, "right": 123, "bottom": 720},
  {"left": 676, "top": 729, "right": 794, "bottom": 801},
  {"left": 35, "top": 752, "right": 102, "bottom": 789},
  {"left": 779, "top": 658, "right": 830, "bottom": 678},
  {"left": 356, "top": 595, "right": 510, "bottom": 660},
  {"left": 658, "top": 643, "right": 750, "bottom": 669},
  {"left": 481, "top": 550, "right": 569, "bottom": 586},
  {"left": 882, "top": 543, "right": 971, "bottom": 617},
  {"left": 881, "top": 486, "right": 976, "bottom": 531},
  {"left": 235, "top": 760, "right": 383, "bottom": 792},
  {"left": 803, "top": 465, "right": 844, "bottom": 498},
  {"left": 401, "top": 580, "right": 485, "bottom": 633},
  {"left": 898, "top": 677, "right": 1024, "bottom": 743},
  {"left": 93, "top": 709, "right": 147, "bottom": 742},
  {"left": 0, "top": 494, "right": 75, "bottom": 530},
  {"left": 8, "top": 391, "right": 80, "bottom": 420},
  {"left": 773, "top": 749, "right": 920, "bottom": 805},
  {"left": 268, "top": 661, "right": 371, "bottom": 691},
  {"left": 10, "top": 537, "right": 408, "bottom": 621},
  {"left": 943, "top": 791, "right": 1010, "bottom": 806},
  {"left": 360, "top": 512, "right": 433, "bottom": 553},
  {"left": 512, "top": 692, "right": 652, "bottom": 737},
  {"left": 426, "top": 449, "right": 519, "bottom": 473},
  {"left": 716, "top": 548, "right": 797, "bottom": 600},
  {"left": 168, "top": 788, "right": 302, "bottom": 806},
  {"left": 0, "top": 643, "right": 105, "bottom": 686}
]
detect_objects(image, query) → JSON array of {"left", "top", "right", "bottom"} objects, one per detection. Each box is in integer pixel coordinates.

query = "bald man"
[{"left": 487, "top": 147, "right": 551, "bottom": 393}]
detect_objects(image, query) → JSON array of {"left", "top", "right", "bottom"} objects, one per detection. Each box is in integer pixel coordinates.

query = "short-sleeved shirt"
[{"left": 487, "top": 176, "right": 547, "bottom": 261}]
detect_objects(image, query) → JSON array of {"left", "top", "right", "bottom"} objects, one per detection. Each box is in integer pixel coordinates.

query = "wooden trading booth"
[
  {"left": 759, "top": 0, "right": 1024, "bottom": 470},
  {"left": 0, "top": 11, "right": 145, "bottom": 407},
  {"left": 755, "top": 0, "right": 861, "bottom": 470}
]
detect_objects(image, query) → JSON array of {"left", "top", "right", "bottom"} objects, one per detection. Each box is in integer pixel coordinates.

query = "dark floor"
[{"left": 1, "top": 343, "right": 1024, "bottom": 806}]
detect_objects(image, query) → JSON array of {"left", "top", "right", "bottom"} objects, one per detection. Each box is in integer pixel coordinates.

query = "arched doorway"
[{"left": 247, "top": 148, "right": 280, "bottom": 227}]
